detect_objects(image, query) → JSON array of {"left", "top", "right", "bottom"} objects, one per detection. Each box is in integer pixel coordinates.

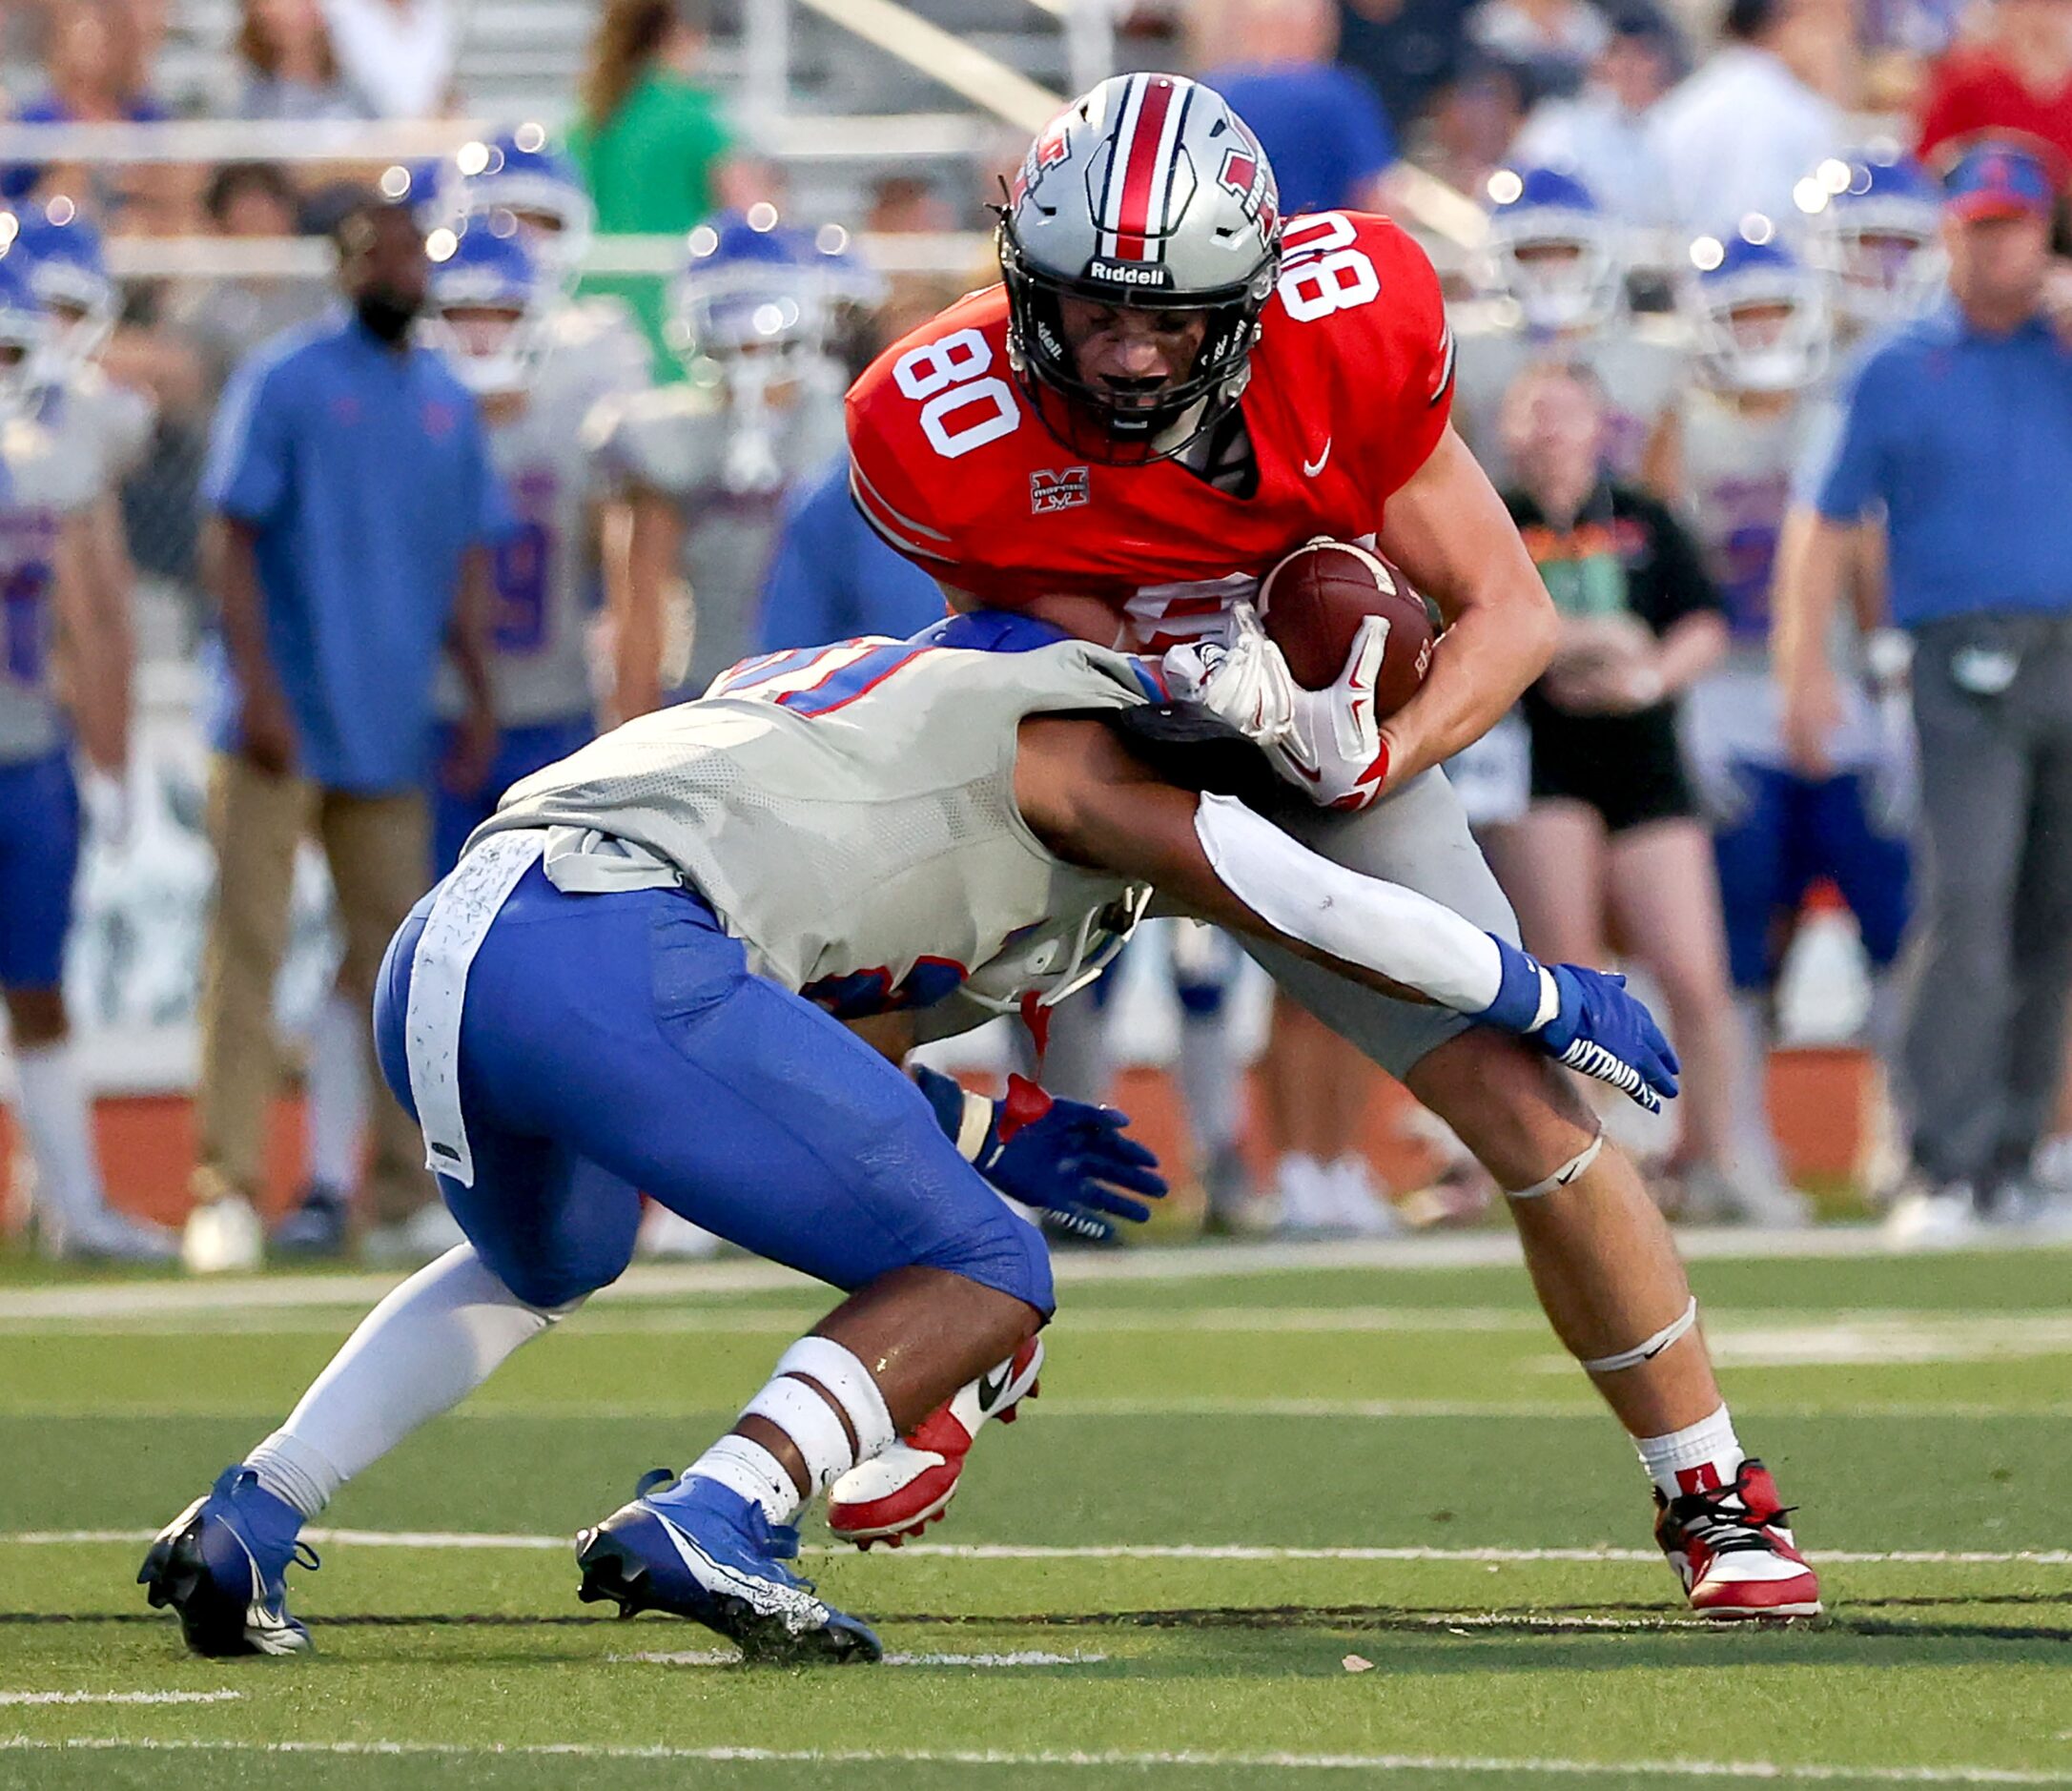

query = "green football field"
[{"left": 1, "top": 1237, "right": 2068, "bottom": 1789}]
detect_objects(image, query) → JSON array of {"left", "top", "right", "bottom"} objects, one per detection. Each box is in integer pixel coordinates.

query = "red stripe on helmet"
[{"left": 1112, "top": 74, "right": 1176, "bottom": 262}]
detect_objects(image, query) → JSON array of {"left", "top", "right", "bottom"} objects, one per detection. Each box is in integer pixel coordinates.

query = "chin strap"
[{"left": 1581, "top": 1296, "right": 1700, "bottom": 1376}]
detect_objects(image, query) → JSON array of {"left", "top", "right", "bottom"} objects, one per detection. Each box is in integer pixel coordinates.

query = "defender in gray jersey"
[
  {"left": 1664, "top": 232, "right": 1911, "bottom": 1219},
  {"left": 141, "top": 608, "right": 1672, "bottom": 1664},
  {"left": 590, "top": 211, "right": 850, "bottom": 714},
  {"left": 420, "top": 229, "right": 651, "bottom": 876},
  {"left": 0, "top": 260, "right": 171, "bottom": 1262}
]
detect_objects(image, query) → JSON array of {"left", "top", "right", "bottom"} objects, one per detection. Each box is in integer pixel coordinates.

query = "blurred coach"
[
  {"left": 1779, "top": 144, "right": 2072, "bottom": 1240},
  {"left": 189, "top": 195, "right": 505, "bottom": 1258}
]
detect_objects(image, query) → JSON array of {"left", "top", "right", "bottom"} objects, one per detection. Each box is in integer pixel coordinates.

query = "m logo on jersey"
[
  {"left": 1031, "top": 466, "right": 1090, "bottom": 514},
  {"left": 1218, "top": 134, "right": 1280, "bottom": 246}
]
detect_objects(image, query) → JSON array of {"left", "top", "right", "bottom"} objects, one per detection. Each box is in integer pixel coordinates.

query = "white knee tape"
[
  {"left": 774, "top": 1337, "right": 897, "bottom": 1463},
  {"left": 1581, "top": 1296, "right": 1699, "bottom": 1375},
  {"left": 740, "top": 1373, "right": 857, "bottom": 1497},
  {"left": 1506, "top": 1131, "right": 1604, "bottom": 1199}
]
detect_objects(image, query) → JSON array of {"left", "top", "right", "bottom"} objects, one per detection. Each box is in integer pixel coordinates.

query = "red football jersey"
[{"left": 847, "top": 211, "right": 1456, "bottom": 650}]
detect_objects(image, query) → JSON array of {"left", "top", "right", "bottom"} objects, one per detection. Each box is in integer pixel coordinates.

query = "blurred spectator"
[
  {"left": 1467, "top": 0, "right": 1610, "bottom": 103},
  {"left": 1783, "top": 144, "right": 2072, "bottom": 1241},
  {"left": 3, "top": 0, "right": 170, "bottom": 212},
  {"left": 1648, "top": 0, "right": 1845, "bottom": 235},
  {"left": 569, "top": 0, "right": 737, "bottom": 375},
  {"left": 1193, "top": 0, "right": 1398, "bottom": 215},
  {"left": 1508, "top": 5, "right": 1682, "bottom": 225},
  {"left": 866, "top": 174, "right": 954, "bottom": 237},
  {"left": 756, "top": 456, "right": 947, "bottom": 655},
  {"left": 237, "top": 0, "right": 357, "bottom": 121},
  {"left": 1261, "top": 998, "right": 1398, "bottom": 1236},
  {"left": 1489, "top": 361, "right": 1752, "bottom": 1218},
  {"left": 1412, "top": 52, "right": 1530, "bottom": 198},
  {"left": 172, "top": 163, "right": 329, "bottom": 402},
  {"left": 1916, "top": 0, "right": 2072, "bottom": 173},
  {"left": 187, "top": 196, "right": 505, "bottom": 1260},
  {"left": 318, "top": 0, "right": 456, "bottom": 118},
  {"left": 1337, "top": 0, "right": 1478, "bottom": 138}
]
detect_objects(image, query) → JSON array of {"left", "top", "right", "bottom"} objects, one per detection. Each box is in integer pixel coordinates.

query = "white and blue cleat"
[
  {"left": 575, "top": 1472, "right": 882, "bottom": 1664},
  {"left": 138, "top": 1466, "right": 317, "bottom": 1657}
]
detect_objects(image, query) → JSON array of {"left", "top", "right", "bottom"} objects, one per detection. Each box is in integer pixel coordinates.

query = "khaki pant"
[{"left": 191, "top": 752, "right": 432, "bottom": 1225}]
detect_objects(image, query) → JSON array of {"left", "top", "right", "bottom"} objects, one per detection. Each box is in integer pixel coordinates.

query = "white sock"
[
  {"left": 682, "top": 1434, "right": 801, "bottom": 1528},
  {"left": 1635, "top": 1404, "right": 1745, "bottom": 1500},
  {"left": 305, "top": 991, "right": 370, "bottom": 1195},
  {"left": 11, "top": 1040, "right": 109, "bottom": 1228},
  {"left": 1178, "top": 1015, "right": 1242, "bottom": 1155},
  {"left": 245, "top": 1429, "right": 339, "bottom": 1521},
  {"left": 259, "top": 1244, "right": 563, "bottom": 1492}
]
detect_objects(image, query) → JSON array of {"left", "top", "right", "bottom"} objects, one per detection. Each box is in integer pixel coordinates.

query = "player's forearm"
[
  {"left": 444, "top": 547, "right": 496, "bottom": 716},
  {"left": 1770, "top": 506, "right": 1852, "bottom": 690},
  {"left": 56, "top": 528, "right": 130, "bottom": 772},
  {"left": 203, "top": 516, "right": 283, "bottom": 705},
  {"left": 607, "top": 498, "right": 676, "bottom": 720},
  {"left": 1379, "top": 589, "right": 1554, "bottom": 784}
]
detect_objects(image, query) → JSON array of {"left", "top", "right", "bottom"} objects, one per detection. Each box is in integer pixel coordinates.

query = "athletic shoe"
[
  {"left": 272, "top": 1184, "right": 350, "bottom": 1259},
  {"left": 45, "top": 1204, "right": 177, "bottom": 1264},
  {"left": 1882, "top": 1182, "right": 1980, "bottom": 1249},
  {"left": 635, "top": 1203, "right": 721, "bottom": 1261},
  {"left": 575, "top": 1473, "right": 880, "bottom": 1664},
  {"left": 827, "top": 1336, "right": 1043, "bottom": 1549},
  {"left": 1653, "top": 1458, "right": 1822, "bottom": 1618},
  {"left": 180, "top": 1194, "right": 265, "bottom": 1275},
  {"left": 1325, "top": 1154, "right": 1401, "bottom": 1237},
  {"left": 361, "top": 1200, "right": 467, "bottom": 1267},
  {"left": 138, "top": 1465, "right": 316, "bottom": 1657},
  {"left": 1273, "top": 1154, "right": 1341, "bottom": 1236}
]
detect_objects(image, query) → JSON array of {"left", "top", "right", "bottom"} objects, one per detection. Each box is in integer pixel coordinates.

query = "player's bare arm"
[
  {"left": 51, "top": 511, "right": 128, "bottom": 775},
  {"left": 1770, "top": 503, "right": 1859, "bottom": 777},
  {"left": 601, "top": 488, "right": 681, "bottom": 722},
  {"left": 1370, "top": 427, "right": 1557, "bottom": 789}
]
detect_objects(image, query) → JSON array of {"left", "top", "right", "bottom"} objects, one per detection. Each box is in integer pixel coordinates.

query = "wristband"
[{"left": 1481, "top": 937, "right": 1560, "bottom": 1035}]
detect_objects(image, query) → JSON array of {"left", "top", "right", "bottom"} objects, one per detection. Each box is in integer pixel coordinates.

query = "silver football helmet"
[{"left": 998, "top": 72, "right": 1283, "bottom": 461}]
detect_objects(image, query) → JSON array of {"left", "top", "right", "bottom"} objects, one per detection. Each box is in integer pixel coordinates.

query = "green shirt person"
[{"left": 568, "top": 0, "right": 736, "bottom": 374}]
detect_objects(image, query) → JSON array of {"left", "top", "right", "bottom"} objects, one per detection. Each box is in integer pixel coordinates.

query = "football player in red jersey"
[{"left": 833, "top": 72, "right": 1820, "bottom": 1619}]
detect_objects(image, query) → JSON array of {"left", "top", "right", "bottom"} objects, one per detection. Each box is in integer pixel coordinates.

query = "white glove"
[
  {"left": 1276, "top": 614, "right": 1392, "bottom": 811},
  {"left": 79, "top": 765, "right": 132, "bottom": 851},
  {"left": 1159, "top": 603, "right": 1295, "bottom": 744}
]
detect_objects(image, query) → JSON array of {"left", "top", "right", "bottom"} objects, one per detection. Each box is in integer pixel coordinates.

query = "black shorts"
[{"left": 1526, "top": 706, "right": 1696, "bottom": 835}]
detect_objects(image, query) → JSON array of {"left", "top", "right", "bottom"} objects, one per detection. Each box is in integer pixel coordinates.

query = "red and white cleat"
[
  {"left": 1654, "top": 1458, "right": 1822, "bottom": 1618},
  {"left": 826, "top": 1336, "right": 1043, "bottom": 1549}
]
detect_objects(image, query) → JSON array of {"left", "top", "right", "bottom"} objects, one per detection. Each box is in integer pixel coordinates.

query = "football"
[{"left": 1256, "top": 538, "right": 1437, "bottom": 718}]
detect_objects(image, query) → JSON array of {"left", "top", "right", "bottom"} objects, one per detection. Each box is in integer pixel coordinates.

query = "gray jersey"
[
  {"left": 481, "top": 637, "right": 1148, "bottom": 1013},
  {"left": 42, "top": 364, "right": 156, "bottom": 492},
  {"left": 0, "top": 411, "right": 103, "bottom": 762},
  {"left": 586, "top": 367, "right": 848, "bottom": 696},
  {"left": 1453, "top": 316, "right": 1686, "bottom": 486}
]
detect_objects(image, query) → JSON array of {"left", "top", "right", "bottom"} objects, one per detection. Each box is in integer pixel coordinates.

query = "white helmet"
[
  {"left": 998, "top": 72, "right": 1282, "bottom": 460},
  {"left": 1795, "top": 151, "right": 1946, "bottom": 332},
  {"left": 1685, "top": 233, "right": 1831, "bottom": 395},
  {"left": 1479, "top": 167, "right": 1625, "bottom": 334}
]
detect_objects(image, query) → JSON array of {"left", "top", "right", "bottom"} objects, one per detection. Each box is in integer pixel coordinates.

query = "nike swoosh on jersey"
[{"left": 1303, "top": 439, "right": 1332, "bottom": 478}]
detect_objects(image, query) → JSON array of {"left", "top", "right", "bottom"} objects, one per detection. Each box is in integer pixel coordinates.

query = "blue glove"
[
  {"left": 1477, "top": 939, "right": 1680, "bottom": 1113},
  {"left": 913, "top": 1067, "right": 1168, "bottom": 1242}
]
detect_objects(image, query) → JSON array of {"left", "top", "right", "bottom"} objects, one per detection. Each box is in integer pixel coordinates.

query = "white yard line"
[
  {"left": 6, "top": 1529, "right": 2067, "bottom": 1567},
  {"left": 5, "top": 1228, "right": 2061, "bottom": 1322},
  {"left": 609, "top": 1649, "right": 1107, "bottom": 1667},
  {"left": 0, "top": 1738, "right": 2067, "bottom": 1782},
  {"left": 0, "top": 1691, "right": 240, "bottom": 1706}
]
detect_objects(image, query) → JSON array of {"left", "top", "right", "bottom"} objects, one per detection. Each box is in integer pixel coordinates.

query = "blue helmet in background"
[
  {"left": 436, "top": 125, "right": 594, "bottom": 293},
  {"left": 422, "top": 226, "right": 551, "bottom": 396},
  {"left": 1479, "top": 167, "right": 1625, "bottom": 334},
  {"left": 1795, "top": 150, "right": 1946, "bottom": 330},
  {"left": 669, "top": 205, "right": 832, "bottom": 369},
  {"left": 1685, "top": 228, "right": 1831, "bottom": 393},
  {"left": 8, "top": 201, "right": 114, "bottom": 374},
  {"left": 0, "top": 251, "right": 54, "bottom": 411}
]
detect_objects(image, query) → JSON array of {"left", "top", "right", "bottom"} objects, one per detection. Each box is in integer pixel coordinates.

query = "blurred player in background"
[
  {"left": 1661, "top": 226, "right": 1906, "bottom": 1224},
  {"left": 0, "top": 257, "right": 168, "bottom": 1261},
  {"left": 843, "top": 73, "right": 1821, "bottom": 1616},
  {"left": 588, "top": 208, "right": 847, "bottom": 716},
  {"left": 1454, "top": 168, "right": 1686, "bottom": 485}
]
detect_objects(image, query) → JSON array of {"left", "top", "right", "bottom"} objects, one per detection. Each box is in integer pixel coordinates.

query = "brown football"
[{"left": 1256, "top": 539, "right": 1436, "bottom": 717}]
